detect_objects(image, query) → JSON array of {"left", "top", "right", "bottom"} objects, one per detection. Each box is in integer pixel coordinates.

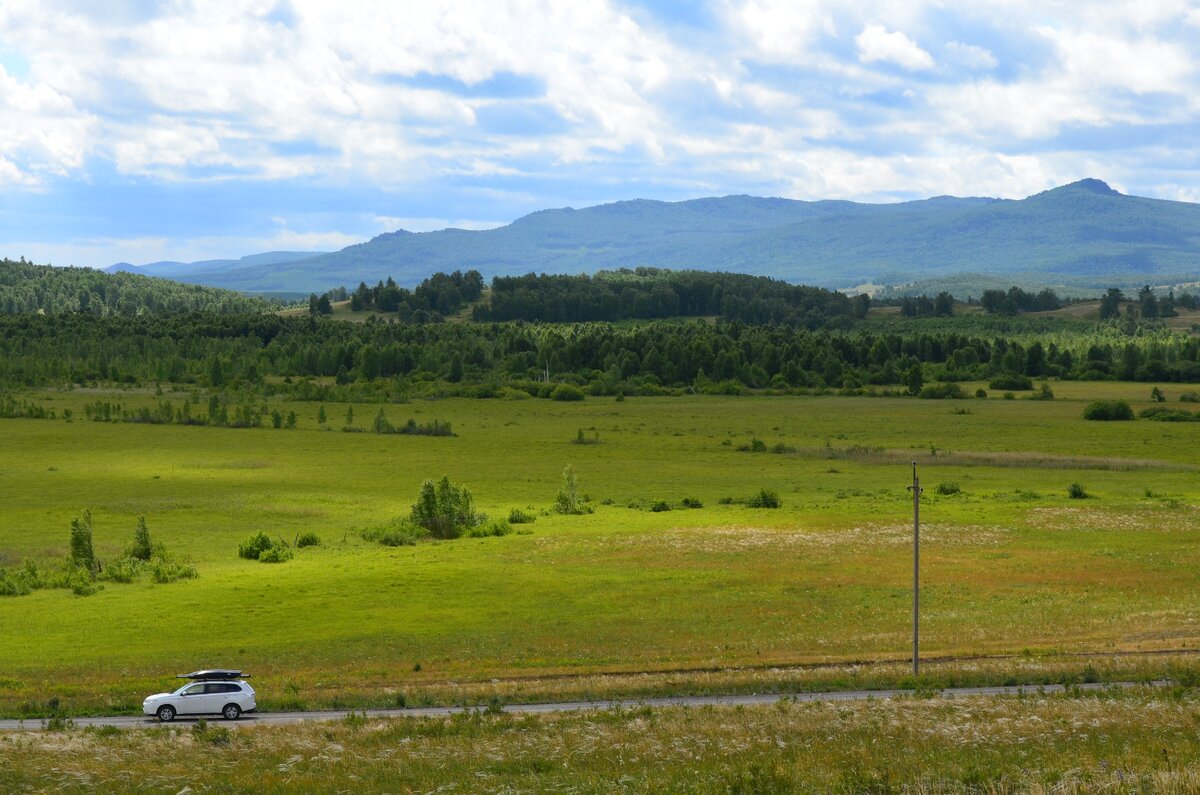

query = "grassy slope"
[
  {"left": 1, "top": 386, "right": 1199, "bottom": 715},
  {"left": 2, "top": 690, "right": 1198, "bottom": 793}
]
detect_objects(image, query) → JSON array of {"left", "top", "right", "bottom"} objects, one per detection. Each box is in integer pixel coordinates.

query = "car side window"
[{"left": 182, "top": 684, "right": 205, "bottom": 696}]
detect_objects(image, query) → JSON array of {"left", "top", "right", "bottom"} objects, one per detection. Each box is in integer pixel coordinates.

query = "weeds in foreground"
[{"left": 3, "top": 692, "right": 1199, "bottom": 793}]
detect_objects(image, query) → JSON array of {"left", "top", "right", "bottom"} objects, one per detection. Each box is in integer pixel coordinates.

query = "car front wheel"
[
  {"left": 222, "top": 703, "right": 241, "bottom": 720},
  {"left": 156, "top": 705, "right": 176, "bottom": 722}
]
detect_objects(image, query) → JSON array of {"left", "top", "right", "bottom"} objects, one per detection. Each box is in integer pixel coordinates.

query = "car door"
[
  {"left": 209, "top": 682, "right": 240, "bottom": 710},
  {"left": 176, "top": 682, "right": 210, "bottom": 715}
]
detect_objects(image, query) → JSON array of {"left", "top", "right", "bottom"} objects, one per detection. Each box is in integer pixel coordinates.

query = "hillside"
[
  {"left": 107, "top": 251, "right": 327, "bottom": 284},
  {"left": 0, "top": 258, "right": 272, "bottom": 315},
  {"left": 109, "top": 179, "right": 1200, "bottom": 294}
]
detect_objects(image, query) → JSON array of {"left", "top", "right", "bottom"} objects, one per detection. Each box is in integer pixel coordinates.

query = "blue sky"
[{"left": 1, "top": 0, "right": 1198, "bottom": 268}]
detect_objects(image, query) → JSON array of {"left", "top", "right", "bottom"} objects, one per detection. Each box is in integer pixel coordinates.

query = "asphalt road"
[{"left": 0, "top": 680, "right": 1169, "bottom": 732}]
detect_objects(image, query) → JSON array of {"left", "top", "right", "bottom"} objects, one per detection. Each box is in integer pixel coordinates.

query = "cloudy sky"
[{"left": 2, "top": 1, "right": 1198, "bottom": 269}]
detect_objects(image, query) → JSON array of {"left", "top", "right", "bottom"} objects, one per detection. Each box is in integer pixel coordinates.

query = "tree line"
[
  {"left": 4, "top": 312, "right": 1200, "bottom": 396},
  {"left": 0, "top": 258, "right": 272, "bottom": 315},
  {"left": 310, "top": 270, "right": 485, "bottom": 320},
  {"left": 470, "top": 268, "right": 869, "bottom": 328}
]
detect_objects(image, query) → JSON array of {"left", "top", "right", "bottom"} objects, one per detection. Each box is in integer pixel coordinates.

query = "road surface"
[{"left": 0, "top": 680, "right": 1168, "bottom": 732}]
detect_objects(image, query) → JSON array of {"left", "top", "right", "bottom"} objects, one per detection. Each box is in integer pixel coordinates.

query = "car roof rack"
[{"left": 177, "top": 670, "right": 250, "bottom": 680}]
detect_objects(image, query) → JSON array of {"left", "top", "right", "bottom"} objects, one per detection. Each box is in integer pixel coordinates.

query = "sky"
[{"left": 1, "top": 0, "right": 1198, "bottom": 269}]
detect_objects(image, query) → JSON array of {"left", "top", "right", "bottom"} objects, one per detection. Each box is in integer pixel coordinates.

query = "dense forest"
[
  {"left": 0, "top": 259, "right": 273, "bottom": 315},
  {"left": 471, "top": 268, "right": 868, "bottom": 328},
  {"left": 2, "top": 312, "right": 1199, "bottom": 398}
]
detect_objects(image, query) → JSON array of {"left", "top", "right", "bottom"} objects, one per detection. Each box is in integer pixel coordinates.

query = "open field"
[
  {"left": 2, "top": 688, "right": 1198, "bottom": 793},
  {"left": 2, "top": 385, "right": 1199, "bottom": 718}
]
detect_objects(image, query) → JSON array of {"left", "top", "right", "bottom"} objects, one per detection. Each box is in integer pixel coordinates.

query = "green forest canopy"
[{"left": 0, "top": 258, "right": 273, "bottom": 316}]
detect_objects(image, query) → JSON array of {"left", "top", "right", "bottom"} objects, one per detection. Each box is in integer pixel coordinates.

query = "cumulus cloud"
[
  {"left": 855, "top": 24, "right": 935, "bottom": 71},
  {"left": 944, "top": 41, "right": 997, "bottom": 70},
  {"left": 0, "top": 0, "right": 1198, "bottom": 267}
]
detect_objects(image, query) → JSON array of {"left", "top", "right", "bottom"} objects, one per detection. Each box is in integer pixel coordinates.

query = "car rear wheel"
[
  {"left": 222, "top": 703, "right": 241, "bottom": 720},
  {"left": 156, "top": 705, "right": 176, "bottom": 722}
]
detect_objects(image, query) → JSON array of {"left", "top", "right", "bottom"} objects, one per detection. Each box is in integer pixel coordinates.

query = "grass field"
[
  {"left": 1, "top": 384, "right": 1199, "bottom": 718},
  {"left": 2, "top": 688, "right": 1198, "bottom": 793}
]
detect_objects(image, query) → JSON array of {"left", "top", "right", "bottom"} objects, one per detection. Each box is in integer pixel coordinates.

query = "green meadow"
[{"left": 2, "top": 384, "right": 1199, "bottom": 716}]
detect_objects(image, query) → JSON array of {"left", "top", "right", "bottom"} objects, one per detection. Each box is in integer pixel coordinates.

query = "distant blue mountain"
[
  {"left": 106, "top": 251, "right": 328, "bottom": 282},
  {"left": 108, "top": 180, "right": 1200, "bottom": 294}
]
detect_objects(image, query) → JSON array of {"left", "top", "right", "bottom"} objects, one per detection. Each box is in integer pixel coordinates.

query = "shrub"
[
  {"left": 770, "top": 442, "right": 797, "bottom": 454},
  {"left": 398, "top": 418, "right": 455, "bottom": 437},
  {"left": 681, "top": 497, "right": 703, "bottom": 509},
  {"left": 0, "top": 562, "right": 40, "bottom": 597},
  {"left": 66, "top": 565, "right": 101, "bottom": 596},
  {"left": 1180, "top": 391, "right": 1200, "bottom": 403},
  {"left": 737, "top": 437, "right": 768, "bottom": 452},
  {"left": 1028, "top": 382, "right": 1054, "bottom": 400},
  {"left": 918, "top": 382, "right": 966, "bottom": 400},
  {"left": 554, "top": 464, "right": 590, "bottom": 515},
  {"left": 257, "top": 541, "right": 294, "bottom": 563},
  {"left": 936, "top": 482, "right": 962, "bottom": 495},
  {"left": 989, "top": 373, "right": 1033, "bottom": 390},
  {"left": 101, "top": 556, "right": 141, "bottom": 584},
  {"left": 1151, "top": 387, "right": 1166, "bottom": 402},
  {"left": 508, "top": 508, "right": 536, "bottom": 524},
  {"left": 238, "top": 532, "right": 273, "bottom": 560},
  {"left": 1067, "top": 482, "right": 1090, "bottom": 499},
  {"left": 69, "top": 509, "right": 97, "bottom": 574},
  {"left": 1140, "top": 406, "right": 1200, "bottom": 422},
  {"left": 550, "top": 383, "right": 585, "bottom": 401},
  {"left": 649, "top": 500, "right": 672, "bottom": 512},
  {"left": 468, "top": 519, "right": 512, "bottom": 538},
  {"left": 974, "top": 388, "right": 987, "bottom": 398},
  {"left": 747, "top": 489, "right": 781, "bottom": 509},
  {"left": 151, "top": 557, "right": 198, "bottom": 583},
  {"left": 360, "top": 518, "right": 425, "bottom": 546},
  {"left": 412, "top": 476, "right": 480, "bottom": 538},
  {"left": 571, "top": 428, "right": 600, "bottom": 445},
  {"left": 296, "top": 531, "right": 321, "bottom": 548},
  {"left": 1082, "top": 400, "right": 1134, "bottom": 421},
  {"left": 129, "top": 515, "right": 153, "bottom": 561}
]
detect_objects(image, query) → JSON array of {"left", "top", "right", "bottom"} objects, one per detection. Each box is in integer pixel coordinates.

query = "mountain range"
[{"left": 106, "top": 179, "right": 1200, "bottom": 295}]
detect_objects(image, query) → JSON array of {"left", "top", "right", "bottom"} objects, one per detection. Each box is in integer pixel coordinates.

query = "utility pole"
[{"left": 908, "top": 461, "right": 922, "bottom": 676}]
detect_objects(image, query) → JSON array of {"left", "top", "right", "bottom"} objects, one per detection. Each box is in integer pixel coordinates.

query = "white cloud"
[
  {"left": 1043, "top": 28, "right": 1194, "bottom": 95},
  {"left": 855, "top": 24, "right": 935, "bottom": 71},
  {"left": 1, "top": 0, "right": 1200, "bottom": 268},
  {"left": 944, "top": 41, "right": 997, "bottom": 70},
  {"left": 372, "top": 215, "right": 506, "bottom": 233},
  {"left": 721, "top": 0, "right": 838, "bottom": 64}
]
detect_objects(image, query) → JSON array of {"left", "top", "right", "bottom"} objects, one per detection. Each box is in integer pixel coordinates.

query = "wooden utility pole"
[{"left": 908, "top": 461, "right": 922, "bottom": 676}]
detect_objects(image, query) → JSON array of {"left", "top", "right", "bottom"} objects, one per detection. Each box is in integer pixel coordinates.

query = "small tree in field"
[
  {"left": 554, "top": 464, "right": 587, "bottom": 514},
  {"left": 69, "top": 509, "right": 97, "bottom": 573},
  {"left": 411, "top": 476, "right": 478, "bottom": 539},
  {"left": 130, "top": 515, "right": 153, "bottom": 561}
]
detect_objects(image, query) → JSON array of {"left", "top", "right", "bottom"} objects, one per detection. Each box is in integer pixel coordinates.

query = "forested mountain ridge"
[
  {"left": 0, "top": 259, "right": 272, "bottom": 315},
  {"left": 107, "top": 179, "right": 1200, "bottom": 295}
]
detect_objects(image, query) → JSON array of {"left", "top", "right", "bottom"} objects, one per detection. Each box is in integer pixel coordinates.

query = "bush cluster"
[
  {"left": 237, "top": 532, "right": 294, "bottom": 563},
  {"left": 1140, "top": 406, "right": 1200, "bottom": 422},
  {"left": 412, "top": 476, "right": 482, "bottom": 539},
  {"left": 918, "top": 382, "right": 967, "bottom": 400},
  {"left": 1082, "top": 400, "right": 1134, "bottom": 421},
  {"left": 1, "top": 513, "right": 196, "bottom": 598},
  {"left": 359, "top": 518, "right": 425, "bottom": 546}
]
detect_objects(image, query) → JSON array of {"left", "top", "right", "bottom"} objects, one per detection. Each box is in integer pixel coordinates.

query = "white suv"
[{"left": 143, "top": 670, "right": 257, "bottom": 722}]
